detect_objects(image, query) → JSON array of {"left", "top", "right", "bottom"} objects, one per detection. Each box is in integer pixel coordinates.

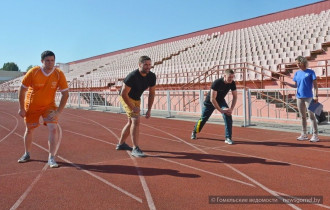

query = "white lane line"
[
  {"left": 148, "top": 154, "right": 254, "bottom": 187},
  {"left": 143, "top": 124, "right": 207, "bottom": 154},
  {"left": 0, "top": 111, "right": 19, "bottom": 143},
  {"left": 65, "top": 113, "right": 154, "bottom": 208},
  {"left": 61, "top": 118, "right": 94, "bottom": 125},
  {"left": 234, "top": 138, "right": 330, "bottom": 154},
  {"left": 66, "top": 113, "right": 120, "bottom": 139},
  {"left": 303, "top": 147, "right": 330, "bottom": 153},
  {"left": 144, "top": 124, "right": 330, "bottom": 152},
  {"left": 63, "top": 118, "right": 329, "bottom": 152},
  {"left": 67, "top": 111, "right": 328, "bottom": 209},
  {"left": 56, "top": 124, "right": 63, "bottom": 156},
  {"left": 10, "top": 164, "right": 49, "bottom": 210},
  {"left": 57, "top": 155, "right": 142, "bottom": 203},
  {"left": 128, "top": 152, "right": 156, "bottom": 210},
  {"left": 64, "top": 126, "right": 252, "bottom": 187},
  {"left": 176, "top": 135, "right": 330, "bottom": 173},
  {"left": 64, "top": 129, "right": 116, "bottom": 145},
  {"left": 66, "top": 126, "right": 181, "bottom": 144},
  {"left": 12, "top": 131, "right": 143, "bottom": 203},
  {"left": 143, "top": 123, "right": 301, "bottom": 210},
  {"left": 11, "top": 124, "right": 63, "bottom": 210},
  {"left": 83, "top": 117, "right": 156, "bottom": 209},
  {"left": 0, "top": 170, "right": 44, "bottom": 177},
  {"left": 142, "top": 133, "right": 182, "bottom": 143},
  {"left": 274, "top": 190, "right": 330, "bottom": 209},
  {"left": 224, "top": 164, "right": 301, "bottom": 210},
  {"left": 209, "top": 147, "right": 330, "bottom": 173}
]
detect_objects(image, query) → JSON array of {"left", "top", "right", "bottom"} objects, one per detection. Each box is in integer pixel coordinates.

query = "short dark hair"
[
  {"left": 225, "top": 69, "right": 234, "bottom": 75},
  {"left": 295, "top": 56, "right": 308, "bottom": 66},
  {"left": 139, "top": 56, "right": 151, "bottom": 64},
  {"left": 41, "top": 50, "right": 55, "bottom": 60}
]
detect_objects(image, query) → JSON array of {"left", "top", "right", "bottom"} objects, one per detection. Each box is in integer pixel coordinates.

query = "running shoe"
[
  {"left": 18, "top": 153, "right": 30, "bottom": 163},
  {"left": 116, "top": 142, "right": 133, "bottom": 151},
  {"left": 131, "top": 146, "right": 146, "bottom": 157}
]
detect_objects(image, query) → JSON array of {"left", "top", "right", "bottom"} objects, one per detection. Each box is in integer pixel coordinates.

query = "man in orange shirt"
[{"left": 17, "top": 51, "right": 69, "bottom": 168}]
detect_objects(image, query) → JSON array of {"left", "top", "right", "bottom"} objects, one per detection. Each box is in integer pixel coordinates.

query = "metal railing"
[{"left": 1, "top": 88, "right": 329, "bottom": 125}]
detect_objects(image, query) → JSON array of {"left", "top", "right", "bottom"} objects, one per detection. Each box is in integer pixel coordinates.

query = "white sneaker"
[
  {"left": 297, "top": 134, "right": 308, "bottom": 141},
  {"left": 48, "top": 157, "right": 59, "bottom": 168},
  {"left": 131, "top": 146, "right": 146, "bottom": 157},
  {"left": 310, "top": 135, "right": 320, "bottom": 142},
  {"left": 225, "top": 138, "right": 234, "bottom": 145},
  {"left": 18, "top": 153, "right": 31, "bottom": 163}
]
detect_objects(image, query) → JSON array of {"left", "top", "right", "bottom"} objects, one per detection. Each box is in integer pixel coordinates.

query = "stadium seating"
[
  {"left": 66, "top": 7, "right": 330, "bottom": 90},
  {"left": 1, "top": 2, "right": 330, "bottom": 92}
]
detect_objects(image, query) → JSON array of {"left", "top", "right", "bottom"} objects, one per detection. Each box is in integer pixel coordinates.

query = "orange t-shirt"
[{"left": 22, "top": 66, "right": 69, "bottom": 110}]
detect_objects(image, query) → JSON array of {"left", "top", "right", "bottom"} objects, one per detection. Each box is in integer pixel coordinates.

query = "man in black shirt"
[
  {"left": 116, "top": 56, "right": 156, "bottom": 157},
  {"left": 191, "top": 69, "right": 237, "bottom": 144}
]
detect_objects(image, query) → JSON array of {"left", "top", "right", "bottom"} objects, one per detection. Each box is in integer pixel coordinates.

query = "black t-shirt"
[
  {"left": 123, "top": 69, "right": 156, "bottom": 100},
  {"left": 204, "top": 78, "right": 236, "bottom": 105}
]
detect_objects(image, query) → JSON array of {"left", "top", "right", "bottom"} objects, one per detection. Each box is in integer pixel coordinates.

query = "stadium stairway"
[{"left": 81, "top": 92, "right": 111, "bottom": 107}]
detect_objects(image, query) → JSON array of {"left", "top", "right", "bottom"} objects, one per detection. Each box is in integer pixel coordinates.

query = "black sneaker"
[
  {"left": 116, "top": 142, "right": 133, "bottom": 151},
  {"left": 18, "top": 153, "right": 30, "bottom": 163},
  {"left": 131, "top": 146, "right": 146, "bottom": 157},
  {"left": 191, "top": 131, "right": 197, "bottom": 140}
]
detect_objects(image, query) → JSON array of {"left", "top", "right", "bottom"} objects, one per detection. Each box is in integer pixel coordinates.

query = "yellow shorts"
[
  {"left": 120, "top": 96, "right": 140, "bottom": 118},
  {"left": 25, "top": 105, "right": 58, "bottom": 129}
]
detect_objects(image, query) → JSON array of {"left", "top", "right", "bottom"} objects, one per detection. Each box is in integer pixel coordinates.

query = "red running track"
[{"left": 0, "top": 101, "right": 329, "bottom": 210}]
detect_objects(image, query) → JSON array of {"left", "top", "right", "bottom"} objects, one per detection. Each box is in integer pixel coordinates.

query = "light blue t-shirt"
[{"left": 293, "top": 69, "right": 316, "bottom": 98}]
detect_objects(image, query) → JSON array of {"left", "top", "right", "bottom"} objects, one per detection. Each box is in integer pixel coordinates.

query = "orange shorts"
[
  {"left": 120, "top": 96, "right": 140, "bottom": 118},
  {"left": 25, "top": 105, "right": 58, "bottom": 129}
]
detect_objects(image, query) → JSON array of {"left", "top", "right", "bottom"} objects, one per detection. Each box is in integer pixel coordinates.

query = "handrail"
[
  {"left": 278, "top": 59, "right": 329, "bottom": 88},
  {"left": 257, "top": 91, "right": 298, "bottom": 112},
  {"left": 181, "top": 62, "right": 290, "bottom": 90}
]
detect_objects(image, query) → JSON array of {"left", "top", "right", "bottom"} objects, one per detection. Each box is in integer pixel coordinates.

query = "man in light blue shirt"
[
  {"left": 293, "top": 68, "right": 316, "bottom": 98},
  {"left": 292, "top": 56, "right": 319, "bottom": 142}
]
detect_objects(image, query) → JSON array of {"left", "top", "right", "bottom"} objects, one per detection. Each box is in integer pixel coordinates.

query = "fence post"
[
  {"left": 326, "top": 60, "right": 328, "bottom": 88},
  {"left": 285, "top": 89, "right": 289, "bottom": 119},
  {"left": 242, "top": 88, "right": 247, "bottom": 127},
  {"left": 166, "top": 90, "right": 172, "bottom": 118},
  {"left": 90, "top": 92, "right": 93, "bottom": 110},
  {"left": 199, "top": 90, "right": 203, "bottom": 114},
  {"left": 68, "top": 92, "right": 72, "bottom": 107},
  {"left": 104, "top": 92, "right": 107, "bottom": 111},
  {"left": 248, "top": 89, "right": 251, "bottom": 126},
  {"left": 78, "top": 92, "right": 81, "bottom": 109}
]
